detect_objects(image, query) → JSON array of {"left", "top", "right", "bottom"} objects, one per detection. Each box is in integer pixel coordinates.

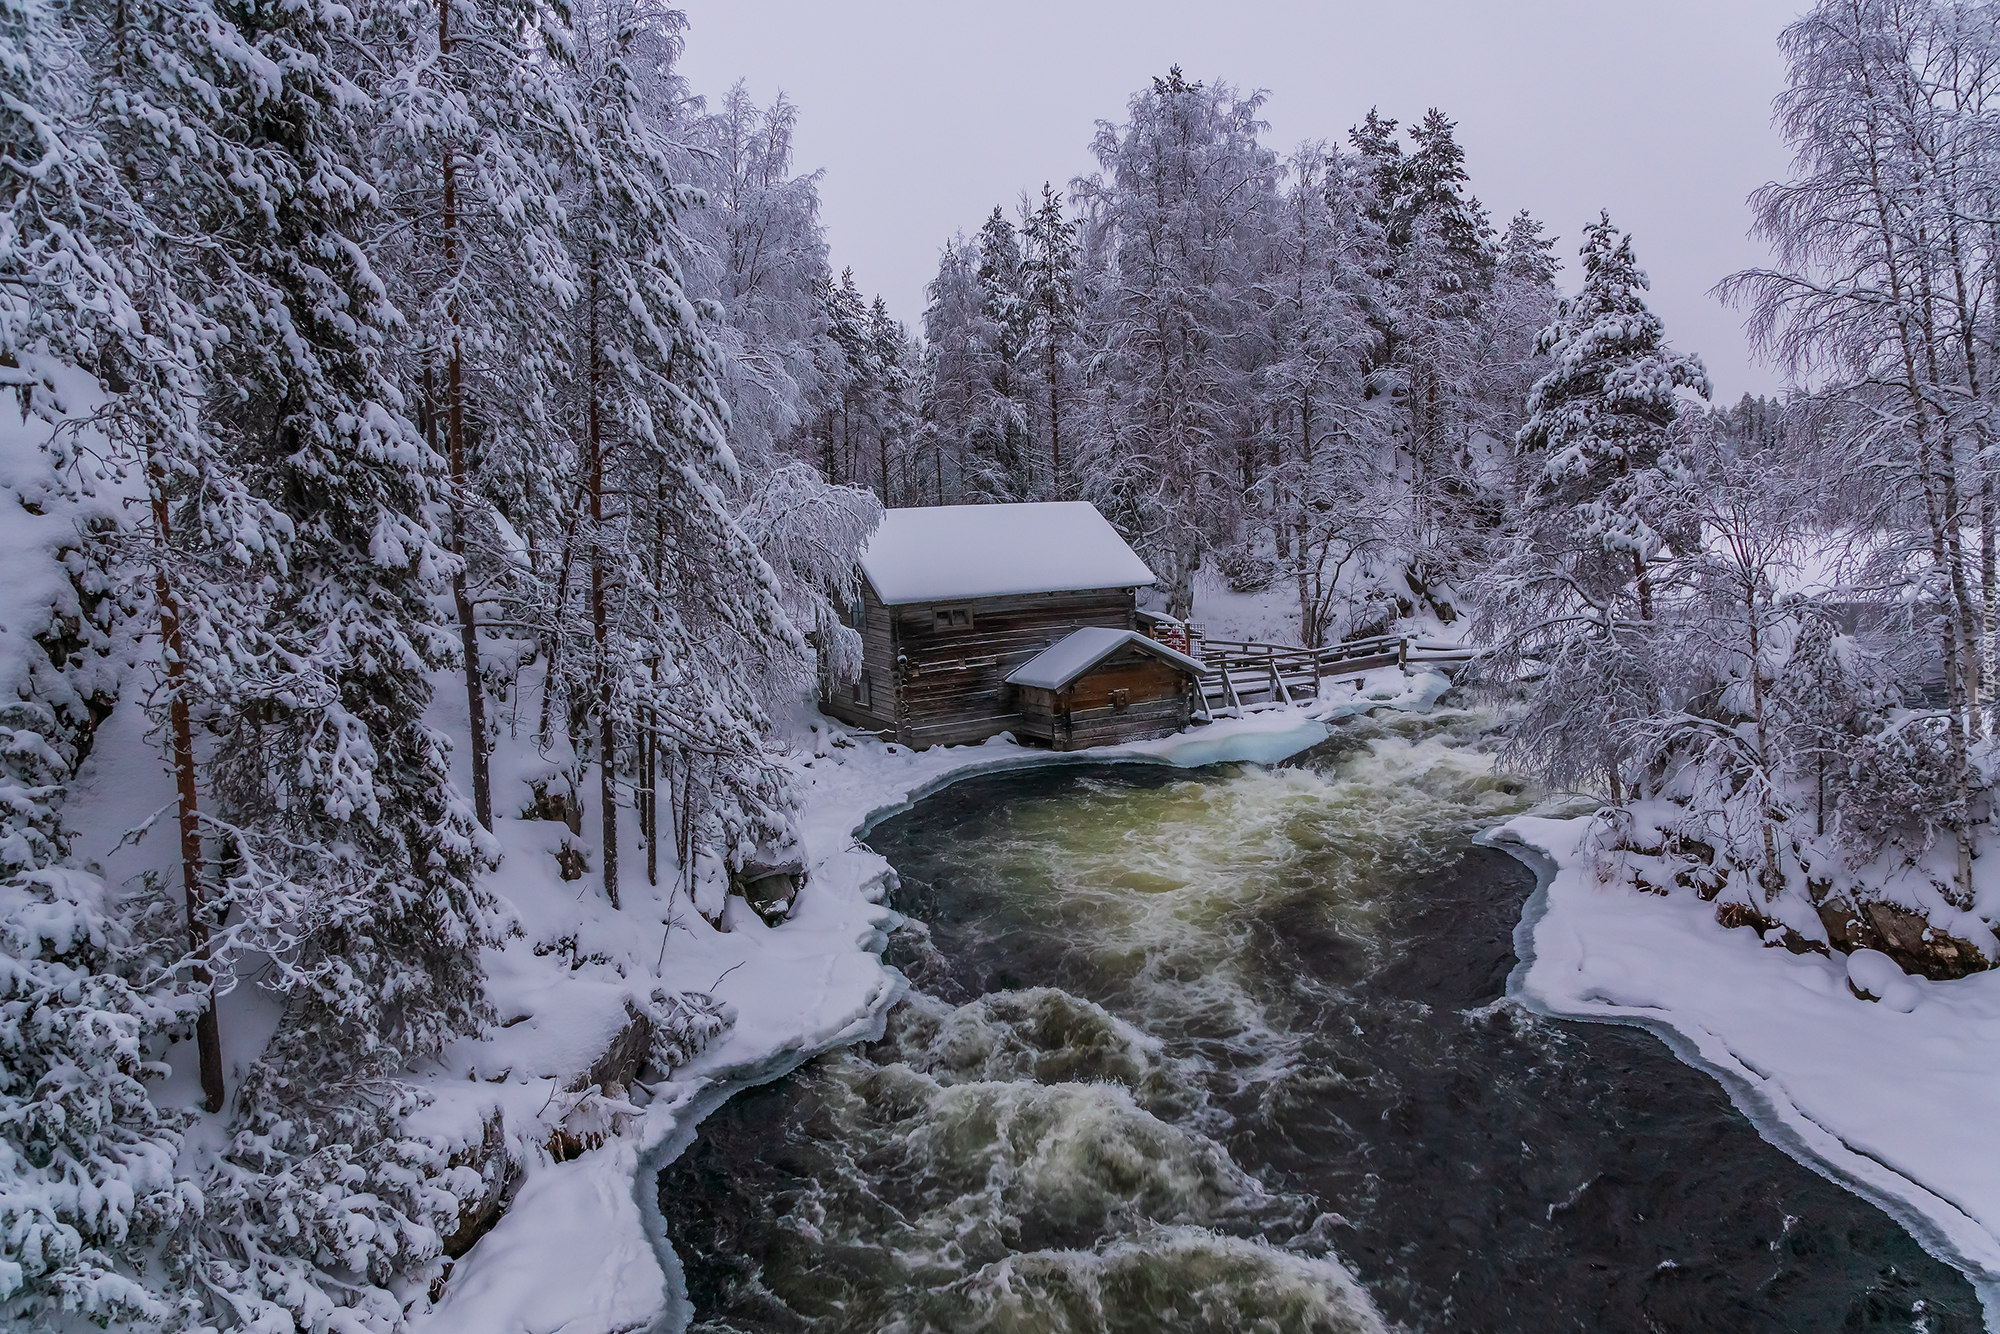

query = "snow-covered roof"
[
  {"left": 1005, "top": 627, "right": 1205, "bottom": 690},
  {"left": 859, "top": 502, "right": 1156, "bottom": 605}
]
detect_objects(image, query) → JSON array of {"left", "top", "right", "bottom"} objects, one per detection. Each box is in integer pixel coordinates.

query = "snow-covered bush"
[
  {"left": 1217, "top": 545, "right": 1277, "bottom": 593},
  {"left": 647, "top": 988, "right": 735, "bottom": 1073}
]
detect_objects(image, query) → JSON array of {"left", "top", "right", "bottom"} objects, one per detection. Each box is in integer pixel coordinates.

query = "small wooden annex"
[
  {"left": 1006, "top": 627, "right": 1204, "bottom": 750},
  {"left": 819, "top": 502, "right": 1184, "bottom": 750}
]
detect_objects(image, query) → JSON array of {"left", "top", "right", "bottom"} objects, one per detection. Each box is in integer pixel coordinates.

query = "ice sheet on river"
[{"left": 1496, "top": 815, "right": 2000, "bottom": 1325}]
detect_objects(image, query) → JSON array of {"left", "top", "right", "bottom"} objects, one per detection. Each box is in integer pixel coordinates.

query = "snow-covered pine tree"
[
  {"left": 1477, "top": 212, "right": 1708, "bottom": 799},
  {"left": 1020, "top": 183, "right": 1079, "bottom": 500}
]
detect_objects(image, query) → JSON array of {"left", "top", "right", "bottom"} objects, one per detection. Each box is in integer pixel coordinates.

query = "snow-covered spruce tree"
[
  {"left": 1477, "top": 210, "right": 1561, "bottom": 494},
  {"left": 123, "top": 0, "right": 509, "bottom": 1318},
  {"left": 1391, "top": 111, "right": 1498, "bottom": 591},
  {"left": 919, "top": 218, "right": 1034, "bottom": 503},
  {"left": 1475, "top": 212, "right": 1708, "bottom": 799},
  {"left": 0, "top": 12, "right": 207, "bottom": 1309},
  {"left": 680, "top": 84, "right": 831, "bottom": 469},
  {"left": 971, "top": 206, "right": 1032, "bottom": 496},
  {"left": 919, "top": 236, "right": 989, "bottom": 502},
  {"left": 1771, "top": 600, "right": 1899, "bottom": 848},
  {"left": 0, "top": 0, "right": 488, "bottom": 1318},
  {"left": 80, "top": 0, "right": 332, "bottom": 1124},
  {"left": 672, "top": 82, "right": 883, "bottom": 703},
  {"left": 1252, "top": 143, "right": 1390, "bottom": 647},
  {"left": 1621, "top": 428, "right": 1831, "bottom": 901}
]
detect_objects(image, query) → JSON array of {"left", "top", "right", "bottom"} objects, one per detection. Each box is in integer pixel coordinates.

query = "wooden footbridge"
[{"left": 1190, "top": 634, "right": 1475, "bottom": 720}]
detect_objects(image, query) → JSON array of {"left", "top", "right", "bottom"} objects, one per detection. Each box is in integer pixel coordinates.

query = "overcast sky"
[{"left": 678, "top": 1, "right": 1805, "bottom": 402}]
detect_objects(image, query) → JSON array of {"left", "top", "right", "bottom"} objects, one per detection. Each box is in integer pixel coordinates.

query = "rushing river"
[{"left": 660, "top": 710, "right": 1982, "bottom": 1332}]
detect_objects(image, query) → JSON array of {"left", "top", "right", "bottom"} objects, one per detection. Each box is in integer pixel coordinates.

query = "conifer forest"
[{"left": 9, "top": 2, "right": 2000, "bottom": 1331}]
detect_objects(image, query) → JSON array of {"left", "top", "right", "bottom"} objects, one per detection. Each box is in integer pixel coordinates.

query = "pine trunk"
[
  {"left": 1048, "top": 338, "right": 1061, "bottom": 501},
  {"left": 439, "top": 0, "right": 490, "bottom": 830},
  {"left": 149, "top": 481, "right": 223, "bottom": 1113},
  {"left": 589, "top": 257, "right": 617, "bottom": 909}
]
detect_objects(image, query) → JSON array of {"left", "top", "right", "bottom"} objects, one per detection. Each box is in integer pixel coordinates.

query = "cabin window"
[
  {"left": 849, "top": 592, "right": 865, "bottom": 627},
  {"left": 1109, "top": 688, "right": 1130, "bottom": 713},
  {"left": 933, "top": 606, "right": 973, "bottom": 631},
  {"left": 851, "top": 673, "right": 872, "bottom": 709}
]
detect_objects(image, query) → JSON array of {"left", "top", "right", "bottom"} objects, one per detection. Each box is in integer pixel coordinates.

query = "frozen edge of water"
[{"left": 1484, "top": 826, "right": 2000, "bottom": 1332}]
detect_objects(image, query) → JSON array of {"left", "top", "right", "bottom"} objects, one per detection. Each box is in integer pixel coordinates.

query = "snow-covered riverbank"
[
  {"left": 415, "top": 673, "right": 1450, "bottom": 1334},
  {"left": 1493, "top": 817, "right": 2000, "bottom": 1328}
]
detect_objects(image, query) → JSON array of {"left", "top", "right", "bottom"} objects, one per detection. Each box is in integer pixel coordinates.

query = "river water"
[{"left": 660, "top": 710, "right": 1981, "bottom": 1332}]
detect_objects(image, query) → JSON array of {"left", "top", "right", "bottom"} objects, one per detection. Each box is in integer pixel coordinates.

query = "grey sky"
[{"left": 678, "top": 1, "right": 1805, "bottom": 402}]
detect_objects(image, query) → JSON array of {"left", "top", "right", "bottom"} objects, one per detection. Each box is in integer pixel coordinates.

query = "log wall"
[{"left": 820, "top": 583, "right": 1140, "bottom": 748}]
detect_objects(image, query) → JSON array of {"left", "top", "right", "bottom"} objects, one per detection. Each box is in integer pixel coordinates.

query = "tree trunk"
[
  {"left": 1983, "top": 466, "right": 1996, "bottom": 731},
  {"left": 1048, "top": 337, "right": 1061, "bottom": 500},
  {"left": 439, "top": 0, "right": 489, "bottom": 830},
  {"left": 647, "top": 486, "right": 664, "bottom": 888},
  {"left": 1746, "top": 596, "right": 1781, "bottom": 900},
  {"left": 589, "top": 256, "right": 617, "bottom": 909},
  {"left": 149, "top": 480, "right": 223, "bottom": 1114}
]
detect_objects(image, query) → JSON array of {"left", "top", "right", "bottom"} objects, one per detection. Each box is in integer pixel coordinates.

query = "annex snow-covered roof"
[
  {"left": 1005, "top": 627, "right": 1205, "bottom": 691},
  {"left": 858, "top": 502, "right": 1156, "bottom": 605}
]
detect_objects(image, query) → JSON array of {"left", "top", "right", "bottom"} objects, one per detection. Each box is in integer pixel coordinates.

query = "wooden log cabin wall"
[{"left": 818, "top": 502, "right": 1173, "bottom": 750}]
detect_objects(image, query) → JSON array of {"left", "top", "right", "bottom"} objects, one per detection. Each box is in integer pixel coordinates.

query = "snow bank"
[{"left": 1492, "top": 816, "right": 2000, "bottom": 1325}]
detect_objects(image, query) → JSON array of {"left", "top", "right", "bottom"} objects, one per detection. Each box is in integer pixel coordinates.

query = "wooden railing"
[{"left": 1187, "top": 633, "right": 1475, "bottom": 718}]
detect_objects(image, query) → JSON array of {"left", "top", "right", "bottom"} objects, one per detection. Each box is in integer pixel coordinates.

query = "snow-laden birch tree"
[
  {"left": 1072, "top": 67, "right": 1278, "bottom": 618},
  {"left": 1720, "top": 0, "right": 2000, "bottom": 903}
]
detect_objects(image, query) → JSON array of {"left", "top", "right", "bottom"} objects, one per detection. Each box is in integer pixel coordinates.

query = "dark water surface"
[{"left": 660, "top": 720, "right": 1981, "bottom": 1332}]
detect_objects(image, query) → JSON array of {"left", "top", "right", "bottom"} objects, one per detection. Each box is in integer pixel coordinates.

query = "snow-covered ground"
[
  {"left": 1493, "top": 816, "right": 2000, "bottom": 1326},
  {"left": 1179, "top": 561, "right": 1470, "bottom": 649}
]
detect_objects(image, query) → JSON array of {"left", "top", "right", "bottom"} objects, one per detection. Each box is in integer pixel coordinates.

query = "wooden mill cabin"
[{"left": 820, "top": 502, "right": 1203, "bottom": 749}]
